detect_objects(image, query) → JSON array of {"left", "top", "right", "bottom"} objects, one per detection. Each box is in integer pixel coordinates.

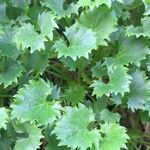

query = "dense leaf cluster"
[{"left": 0, "top": 0, "right": 150, "bottom": 149}]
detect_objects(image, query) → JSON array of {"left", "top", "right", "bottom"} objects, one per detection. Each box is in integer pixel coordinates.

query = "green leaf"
[
  {"left": 105, "top": 36, "right": 150, "bottom": 66},
  {"left": 38, "top": 11, "right": 58, "bottom": 40},
  {"left": 60, "top": 56, "right": 76, "bottom": 71},
  {"left": 0, "top": 27, "right": 20, "bottom": 58},
  {"left": 145, "top": 55, "right": 150, "bottom": 71},
  {"left": 0, "top": 3, "right": 9, "bottom": 25},
  {"left": 11, "top": 0, "right": 31, "bottom": 8},
  {"left": 40, "top": 0, "right": 78, "bottom": 18},
  {"left": 127, "top": 70, "right": 150, "bottom": 114},
  {"left": 100, "top": 109, "right": 121, "bottom": 123},
  {"left": 45, "top": 134, "right": 69, "bottom": 150},
  {"left": 91, "top": 65, "right": 132, "bottom": 97},
  {"left": 145, "top": 101, "right": 150, "bottom": 115},
  {"left": 140, "top": 111, "right": 150, "bottom": 122},
  {"left": 61, "top": 56, "right": 90, "bottom": 71},
  {"left": 63, "top": 84, "right": 87, "bottom": 106},
  {"left": 0, "top": 130, "right": 12, "bottom": 150},
  {"left": 52, "top": 104, "right": 100, "bottom": 150},
  {"left": 96, "top": 0, "right": 112, "bottom": 8},
  {"left": 142, "top": 0, "right": 150, "bottom": 15},
  {"left": 100, "top": 123, "right": 129, "bottom": 150},
  {"left": 53, "top": 24, "right": 96, "bottom": 60},
  {"left": 77, "top": 0, "right": 94, "bottom": 9},
  {"left": 125, "top": 17, "right": 150, "bottom": 38},
  {"left": 13, "top": 23, "right": 45, "bottom": 53},
  {"left": 11, "top": 79, "right": 61, "bottom": 126},
  {"left": 0, "top": 25, "right": 4, "bottom": 37},
  {"left": 0, "top": 59, "right": 23, "bottom": 88},
  {"left": 91, "top": 61, "right": 107, "bottom": 78},
  {"left": 22, "top": 50, "right": 49, "bottom": 75},
  {"left": 78, "top": 5, "right": 117, "bottom": 45},
  {"left": 110, "top": 94, "right": 122, "bottom": 105},
  {"left": 91, "top": 96, "right": 107, "bottom": 122},
  {"left": 77, "top": 0, "right": 123, "bottom": 9},
  {"left": 112, "top": 1, "right": 130, "bottom": 20},
  {"left": 0, "top": 108, "right": 8, "bottom": 129},
  {"left": 44, "top": 126, "right": 69, "bottom": 150},
  {"left": 0, "top": 0, "right": 149, "bottom": 148},
  {"left": 50, "top": 84, "right": 61, "bottom": 100},
  {"left": 14, "top": 122, "right": 43, "bottom": 150}
]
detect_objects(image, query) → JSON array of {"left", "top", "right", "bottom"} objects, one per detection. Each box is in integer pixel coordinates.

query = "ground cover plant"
[{"left": 0, "top": 0, "right": 150, "bottom": 149}]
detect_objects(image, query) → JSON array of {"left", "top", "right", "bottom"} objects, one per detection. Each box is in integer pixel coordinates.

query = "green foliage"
[
  {"left": 13, "top": 23, "right": 45, "bottom": 53},
  {"left": 63, "top": 84, "right": 87, "bottom": 106},
  {"left": 38, "top": 11, "right": 58, "bottom": 40},
  {"left": 0, "top": 108, "right": 8, "bottom": 129},
  {"left": 100, "top": 123, "right": 129, "bottom": 150},
  {"left": 105, "top": 36, "right": 150, "bottom": 66},
  {"left": 100, "top": 109, "right": 121, "bottom": 123},
  {"left": 77, "top": 0, "right": 123, "bottom": 9},
  {"left": 11, "top": 79, "right": 61, "bottom": 126},
  {"left": 125, "top": 17, "right": 150, "bottom": 38},
  {"left": 91, "top": 66, "right": 132, "bottom": 97},
  {"left": 0, "top": 59, "right": 23, "bottom": 87},
  {"left": 45, "top": 127, "right": 69, "bottom": 150},
  {"left": 78, "top": 5, "right": 117, "bottom": 46},
  {"left": 0, "top": 0, "right": 150, "bottom": 149},
  {"left": 52, "top": 104, "right": 101, "bottom": 150},
  {"left": 127, "top": 69, "right": 150, "bottom": 114},
  {"left": 54, "top": 24, "right": 97, "bottom": 60},
  {"left": 40, "top": 0, "right": 78, "bottom": 18},
  {"left": 13, "top": 122, "right": 43, "bottom": 150},
  {"left": 0, "top": 27, "right": 20, "bottom": 58},
  {"left": 11, "top": 0, "right": 31, "bottom": 8}
]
